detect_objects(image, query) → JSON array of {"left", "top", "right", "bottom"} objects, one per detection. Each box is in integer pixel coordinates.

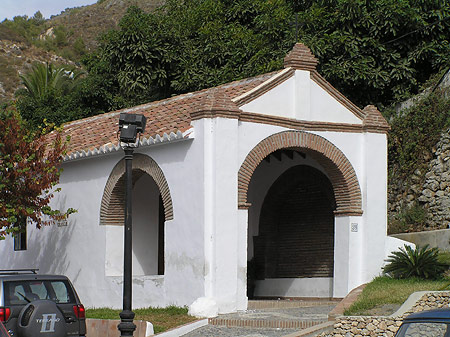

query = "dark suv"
[
  {"left": 0, "top": 270, "right": 86, "bottom": 337},
  {"left": 395, "top": 308, "right": 450, "bottom": 337}
]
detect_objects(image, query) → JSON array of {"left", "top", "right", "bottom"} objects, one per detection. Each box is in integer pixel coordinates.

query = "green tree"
[
  {"left": 16, "top": 62, "right": 85, "bottom": 127},
  {"left": 15, "top": 0, "right": 447, "bottom": 125},
  {"left": 18, "top": 62, "right": 74, "bottom": 100},
  {"left": 84, "top": 1, "right": 293, "bottom": 108},
  {"left": 0, "top": 12, "right": 46, "bottom": 43},
  {"left": 0, "top": 105, "right": 75, "bottom": 239},
  {"left": 81, "top": 0, "right": 450, "bottom": 115},
  {"left": 297, "top": 0, "right": 450, "bottom": 107}
]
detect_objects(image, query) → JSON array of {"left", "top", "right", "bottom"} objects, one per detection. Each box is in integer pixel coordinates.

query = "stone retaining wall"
[
  {"left": 320, "top": 292, "right": 450, "bottom": 337},
  {"left": 389, "top": 128, "right": 450, "bottom": 231}
]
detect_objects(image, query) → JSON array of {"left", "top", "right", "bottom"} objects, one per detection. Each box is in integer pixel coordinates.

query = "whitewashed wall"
[
  {"left": 0, "top": 67, "right": 393, "bottom": 314},
  {"left": 0, "top": 135, "right": 209, "bottom": 310}
]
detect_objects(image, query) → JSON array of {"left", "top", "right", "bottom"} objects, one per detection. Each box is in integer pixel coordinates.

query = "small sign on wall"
[{"left": 351, "top": 223, "right": 358, "bottom": 232}]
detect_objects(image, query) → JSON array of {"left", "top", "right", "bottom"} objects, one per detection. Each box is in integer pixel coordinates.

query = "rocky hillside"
[
  {"left": 0, "top": 0, "right": 163, "bottom": 104},
  {"left": 0, "top": 41, "right": 75, "bottom": 103},
  {"left": 48, "top": 0, "right": 164, "bottom": 51}
]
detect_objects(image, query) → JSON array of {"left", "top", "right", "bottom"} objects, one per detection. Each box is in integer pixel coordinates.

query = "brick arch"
[
  {"left": 238, "top": 131, "right": 362, "bottom": 215},
  {"left": 100, "top": 153, "right": 173, "bottom": 226}
]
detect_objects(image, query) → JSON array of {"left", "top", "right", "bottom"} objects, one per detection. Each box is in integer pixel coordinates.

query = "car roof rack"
[{"left": 0, "top": 269, "right": 39, "bottom": 275}]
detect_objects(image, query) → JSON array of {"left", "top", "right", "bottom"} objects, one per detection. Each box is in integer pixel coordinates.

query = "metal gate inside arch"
[{"left": 254, "top": 165, "right": 336, "bottom": 280}]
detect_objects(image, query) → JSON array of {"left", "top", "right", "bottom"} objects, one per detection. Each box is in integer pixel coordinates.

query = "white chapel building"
[{"left": 1, "top": 44, "right": 406, "bottom": 314}]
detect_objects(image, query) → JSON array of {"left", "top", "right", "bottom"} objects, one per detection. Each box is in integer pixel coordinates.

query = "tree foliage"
[
  {"left": 383, "top": 244, "right": 447, "bottom": 279},
  {"left": 297, "top": 0, "right": 450, "bottom": 107},
  {"left": 0, "top": 12, "right": 46, "bottom": 43},
  {"left": 16, "top": 62, "right": 86, "bottom": 128},
  {"left": 388, "top": 88, "right": 450, "bottom": 180},
  {"left": 18, "top": 62, "right": 83, "bottom": 100},
  {"left": 80, "top": 0, "right": 450, "bottom": 114},
  {"left": 13, "top": 0, "right": 450, "bottom": 125},
  {"left": 0, "top": 105, "right": 75, "bottom": 238},
  {"left": 83, "top": 0, "right": 293, "bottom": 108}
]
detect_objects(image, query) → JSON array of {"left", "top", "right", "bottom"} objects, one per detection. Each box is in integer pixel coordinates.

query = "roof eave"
[{"left": 63, "top": 128, "right": 194, "bottom": 163}]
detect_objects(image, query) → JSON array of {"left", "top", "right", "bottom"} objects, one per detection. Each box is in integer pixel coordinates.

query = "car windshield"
[
  {"left": 4, "top": 280, "right": 75, "bottom": 305},
  {"left": 395, "top": 322, "right": 450, "bottom": 337}
]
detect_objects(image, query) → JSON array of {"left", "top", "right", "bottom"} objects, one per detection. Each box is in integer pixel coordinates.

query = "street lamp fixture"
[
  {"left": 119, "top": 113, "right": 147, "bottom": 144},
  {"left": 117, "top": 113, "right": 147, "bottom": 337}
]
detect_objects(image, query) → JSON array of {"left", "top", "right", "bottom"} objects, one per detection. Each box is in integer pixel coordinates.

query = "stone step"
[
  {"left": 208, "top": 317, "right": 328, "bottom": 330},
  {"left": 248, "top": 299, "right": 340, "bottom": 309}
]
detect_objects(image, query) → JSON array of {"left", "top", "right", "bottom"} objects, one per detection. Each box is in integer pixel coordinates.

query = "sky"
[{"left": 1, "top": 0, "right": 97, "bottom": 22}]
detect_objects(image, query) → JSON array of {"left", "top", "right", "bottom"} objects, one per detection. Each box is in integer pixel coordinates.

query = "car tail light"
[
  {"left": 0, "top": 307, "right": 10, "bottom": 322},
  {"left": 73, "top": 304, "right": 85, "bottom": 319}
]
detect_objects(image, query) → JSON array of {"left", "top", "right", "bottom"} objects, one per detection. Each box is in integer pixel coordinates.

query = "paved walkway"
[{"left": 181, "top": 301, "right": 337, "bottom": 337}]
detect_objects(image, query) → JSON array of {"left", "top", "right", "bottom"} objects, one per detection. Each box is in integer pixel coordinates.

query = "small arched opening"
[{"left": 100, "top": 154, "right": 173, "bottom": 276}]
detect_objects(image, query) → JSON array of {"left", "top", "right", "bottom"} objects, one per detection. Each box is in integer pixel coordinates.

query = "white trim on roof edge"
[
  {"left": 63, "top": 128, "right": 195, "bottom": 162},
  {"left": 232, "top": 67, "right": 293, "bottom": 104}
]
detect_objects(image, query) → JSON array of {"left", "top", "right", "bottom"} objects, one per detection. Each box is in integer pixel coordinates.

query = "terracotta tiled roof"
[
  {"left": 61, "top": 71, "right": 278, "bottom": 159},
  {"left": 60, "top": 43, "right": 389, "bottom": 161}
]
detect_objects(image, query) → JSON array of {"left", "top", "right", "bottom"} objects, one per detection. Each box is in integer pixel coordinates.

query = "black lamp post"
[{"left": 117, "top": 113, "right": 147, "bottom": 337}]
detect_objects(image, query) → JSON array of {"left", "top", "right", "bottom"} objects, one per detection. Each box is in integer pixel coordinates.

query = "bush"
[
  {"left": 383, "top": 244, "right": 447, "bottom": 280},
  {"left": 388, "top": 203, "right": 427, "bottom": 234}
]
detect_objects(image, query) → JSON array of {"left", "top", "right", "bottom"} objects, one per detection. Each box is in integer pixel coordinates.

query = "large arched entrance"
[
  {"left": 240, "top": 131, "right": 362, "bottom": 298},
  {"left": 100, "top": 154, "right": 173, "bottom": 276},
  {"left": 255, "top": 165, "right": 335, "bottom": 281}
]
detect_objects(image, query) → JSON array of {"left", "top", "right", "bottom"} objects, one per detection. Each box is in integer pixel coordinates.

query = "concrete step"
[
  {"left": 208, "top": 302, "right": 336, "bottom": 330},
  {"left": 248, "top": 299, "right": 340, "bottom": 309},
  {"left": 208, "top": 316, "right": 328, "bottom": 329}
]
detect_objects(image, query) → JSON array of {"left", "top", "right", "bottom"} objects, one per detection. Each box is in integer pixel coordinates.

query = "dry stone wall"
[
  {"left": 389, "top": 130, "right": 450, "bottom": 230},
  {"left": 319, "top": 292, "right": 450, "bottom": 337},
  {"left": 419, "top": 132, "right": 450, "bottom": 227}
]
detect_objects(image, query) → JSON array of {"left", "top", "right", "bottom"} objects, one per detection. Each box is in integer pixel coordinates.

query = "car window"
[
  {"left": 8, "top": 285, "right": 26, "bottom": 305},
  {"left": 396, "top": 322, "right": 449, "bottom": 337},
  {"left": 4, "top": 280, "right": 74, "bottom": 305},
  {"left": 29, "top": 282, "right": 48, "bottom": 299},
  {"left": 51, "top": 281, "right": 71, "bottom": 303}
]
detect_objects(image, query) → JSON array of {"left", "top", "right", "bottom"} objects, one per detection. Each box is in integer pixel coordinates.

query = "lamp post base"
[{"left": 118, "top": 310, "right": 136, "bottom": 336}]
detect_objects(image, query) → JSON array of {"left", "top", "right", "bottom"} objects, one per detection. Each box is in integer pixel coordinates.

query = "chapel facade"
[{"left": 1, "top": 44, "right": 405, "bottom": 314}]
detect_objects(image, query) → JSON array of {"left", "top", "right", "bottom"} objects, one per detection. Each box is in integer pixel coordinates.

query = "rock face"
[{"left": 389, "top": 129, "right": 450, "bottom": 231}]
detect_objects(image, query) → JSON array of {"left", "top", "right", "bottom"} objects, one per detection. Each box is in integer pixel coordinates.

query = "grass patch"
[
  {"left": 86, "top": 305, "right": 198, "bottom": 334},
  {"left": 344, "top": 276, "right": 450, "bottom": 316},
  {"left": 438, "top": 251, "right": 450, "bottom": 266}
]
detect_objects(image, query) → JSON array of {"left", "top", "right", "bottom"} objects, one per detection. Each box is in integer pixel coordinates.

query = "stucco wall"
[
  {"left": 237, "top": 120, "right": 389, "bottom": 298},
  {"left": 391, "top": 229, "right": 450, "bottom": 251},
  {"left": 0, "top": 135, "right": 207, "bottom": 310},
  {"left": 0, "top": 68, "right": 395, "bottom": 313}
]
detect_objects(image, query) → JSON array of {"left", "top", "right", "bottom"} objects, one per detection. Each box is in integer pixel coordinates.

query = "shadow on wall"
[{"left": 2, "top": 209, "right": 82, "bottom": 283}]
